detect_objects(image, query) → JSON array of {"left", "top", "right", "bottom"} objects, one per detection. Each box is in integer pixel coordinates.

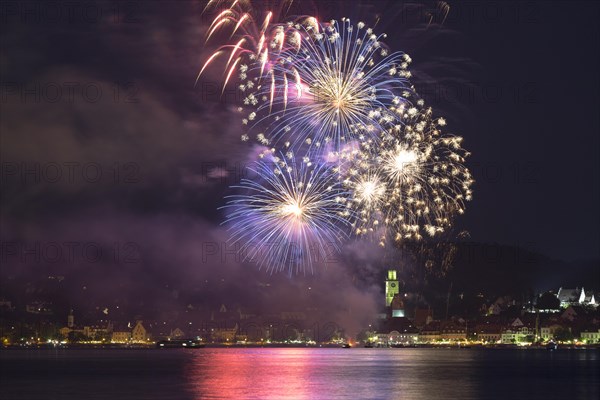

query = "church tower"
[{"left": 385, "top": 270, "right": 399, "bottom": 307}]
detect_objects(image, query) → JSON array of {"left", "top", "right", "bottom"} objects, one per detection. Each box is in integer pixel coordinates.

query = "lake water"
[{"left": 1, "top": 348, "right": 598, "bottom": 399}]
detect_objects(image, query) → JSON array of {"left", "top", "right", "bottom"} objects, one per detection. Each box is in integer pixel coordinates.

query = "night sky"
[{"left": 1, "top": 1, "right": 598, "bottom": 322}]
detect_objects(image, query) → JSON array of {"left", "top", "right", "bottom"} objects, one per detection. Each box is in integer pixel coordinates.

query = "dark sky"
[
  {"left": 436, "top": 1, "right": 600, "bottom": 262},
  {"left": 0, "top": 1, "right": 598, "bottom": 321}
]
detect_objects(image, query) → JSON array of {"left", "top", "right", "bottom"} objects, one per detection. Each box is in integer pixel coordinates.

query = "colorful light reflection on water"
[
  {"left": 185, "top": 348, "right": 479, "bottom": 399},
  {"left": 1, "top": 348, "right": 598, "bottom": 399}
]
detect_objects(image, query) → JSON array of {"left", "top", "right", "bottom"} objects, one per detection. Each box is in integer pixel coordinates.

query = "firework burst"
[
  {"left": 244, "top": 18, "right": 415, "bottom": 153},
  {"left": 222, "top": 152, "right": 352, "bottom": 273},
  {"left": 199, "top": 3, "right": 415, "bottom": 154},
  {"left": 201, "top": 2, "right": 473, "bottom": 272},
  {"left": 343, "top": 101, "right": 473, "bottom": 243}
]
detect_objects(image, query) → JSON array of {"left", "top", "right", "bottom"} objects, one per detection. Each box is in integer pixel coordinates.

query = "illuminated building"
[
  {"left": 474, "top": 323, "right": 502, "bottom": 343},
  {"left": 500, "top": 326, "right": 534, "bottom": 344},
  {"left": 385, "top": 269, "right": 405, "bottom": 317},
  {"left": 581, "top": 329, "right": 600, "bottom": 344},
  {"left": 385, "top": 270, "right": 399, "bottom": 307},
  {"left": 540, "top": 324, "right": 563, "bottom": 341},
  {"left": 557, "top": 287, "right": 597, "bottom": 308},
  {"left": 111, "top": 321, "right": 149, "bottom": 343},
  {"left": 111, "top": 330, "right": 131, "bottom": 343},
  {"left": 132, "top": 320, "right": 149, "bottom": 343}
]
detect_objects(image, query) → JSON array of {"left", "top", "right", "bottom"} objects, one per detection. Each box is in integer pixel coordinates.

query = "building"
[
  {"left": 59, "top": 310, "right": 90, "bottom": 340},
  {"left": 474, "top": 323, "right": 502, "bottom": 343},
  {"left": 580, "top": 329, "right": 600, "bottom": 344},
  {"left": 501, "top": 326, "right": 535, "bottom": 344},
  {"left": 540, "top": 324, "right": 564, "bottom": 341},
  {"left": 169, "top": 328, "right": 185, "bottom": 339},
  {"left": 83, "top": 323, "right": 113, "bottom": 340},
  {"left": 111, "top": 331, "right": 131, "bottom": 343},
  {"left": 109, "top": 321, "right": 149, "bottom": 343},
  {"left": 487, "top": 296, "right": 514, "bottom": 316},
  {"left": 561, "top": 305, "right": 588, "bottom": 322},
  {"left": 389, "top": 329, "right": 419, "bottom": 344},
  {"left": 131, "top": 321, "right": 149, "bottom": 343},
  {"left": 390, "top": 293, "right": 405, "bottom": 318},
  {"left": 417, "top": 320, "right": 468, "bottom": 343},
  {"left": 211, "top": 324, "right": 238, "bottom": 342},
  {"left": 419, "top": 321, "right": 441, "bottom": 342},
  {"left": 384, "top": 317, "right": 419, "bottom": 341},
  {"left": 385, "top": 270, "right": 399, "bottom": 307},
  {"left": 584, "top": 293, "right": 597, "bottom": 306},
  {"left": 440, "top": 321, "right": 467, "bottom": 341},
  {"left": 370, "top": 332, "right": 392, "bottom": 346},
  {"left": 368, "top": 328, "right": 420, "bottom": 346},
  {"left": 557, "top": 287, "right": 596, "bottom": 308}
]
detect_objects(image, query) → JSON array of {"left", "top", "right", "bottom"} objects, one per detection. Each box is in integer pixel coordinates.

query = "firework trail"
[
  {"left": 198, "top": 0, "right": 313, "bottom": 92},
  {"left": 200, "top": 2, "right": 415, "bottom": 154}
]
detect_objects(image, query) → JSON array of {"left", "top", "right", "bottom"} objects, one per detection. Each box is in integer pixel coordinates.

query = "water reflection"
[
  {"left": 2, "top": 348, "right": 596, "bottom": 400},
  {"left": 185, "top": 348, "right": 477, "bottom": 399},
  {"left": 186, "top": 348, "right": 310, "bottom": 399}
]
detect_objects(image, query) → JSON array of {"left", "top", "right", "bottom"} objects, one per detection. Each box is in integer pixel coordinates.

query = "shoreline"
[{"left": 2, "top": 343, "right": 599, "bottom": 350}]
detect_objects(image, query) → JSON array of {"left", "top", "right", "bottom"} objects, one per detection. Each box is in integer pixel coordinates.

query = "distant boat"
[
  {"left": 546, "top": 342, "right": 557, "bottom": 351},
  {"left": 157, "top": 339, "right": 205, "bottom": 349},
  {"left": 342, "top": 343, "right": 352, "bottom": 348}
]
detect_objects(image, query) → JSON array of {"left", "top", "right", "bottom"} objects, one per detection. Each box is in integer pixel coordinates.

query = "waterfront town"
[{"left": 1, "top": 270, "right": 599, "bottom": 348}]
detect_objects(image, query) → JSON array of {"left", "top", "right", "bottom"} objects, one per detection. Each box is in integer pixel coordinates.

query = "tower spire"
[{"left": 385, "top": 269, "right": 399, "bottom": 307}]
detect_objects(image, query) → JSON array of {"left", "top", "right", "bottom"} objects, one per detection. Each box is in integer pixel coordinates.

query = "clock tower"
[{"left": 385, "top": 270, "right": 399, "bottom": 307}]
